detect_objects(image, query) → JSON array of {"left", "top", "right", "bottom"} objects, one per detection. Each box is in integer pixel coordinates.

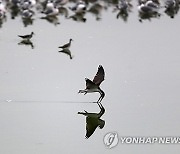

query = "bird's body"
[
  {"left": 21, "top": 9, "right": 34, "bottom": 19},
  {"left": 54, "top": 0, "right": 69, "bottom": 8},
  {"left": 19, "top": 0, "right": 36, "bottom": 10},
  {"left": 58, "top": 38, "right": 73, "bottom": 49},
  {"left": 78, "top": 102, "right": 105, "bottom": 139},
  {"left": 42, "top": 4, "right": 59, "bottom": 17},
  {"left": 165, "top": 0, "right": 176, "bottom": 9},
  {"left": 78, "top": 65, "right": 105, "bottom": 103},
  {"left": 69, "top": 0, "right": 87, "bottom": 13},
  {"left": 138, "top": 0, "right": 159, "bottom": 14},
  {"left": 0, "top": 1, "right": 6, "bottom": 18},
  {"left": 18, "top": 32, "right": 34, "bottom": 40}
]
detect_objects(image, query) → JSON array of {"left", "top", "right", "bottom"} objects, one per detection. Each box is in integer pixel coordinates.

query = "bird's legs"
[
  {"left": 97, "top": 89, "right": 105, "bottom": 103},
  {"left": 97, "top": 95, "right": 103, "bottom": 103},
  {"left": 78, "top": 88, "right": 105, "bottom": 103},
  {"left": 97, "top": 102, "right": 105, "bottom": 117}
]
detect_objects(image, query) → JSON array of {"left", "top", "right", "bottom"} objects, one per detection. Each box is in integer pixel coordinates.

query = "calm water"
[{"left": 0, "top": 0, "right": 180, "bottom": 153}]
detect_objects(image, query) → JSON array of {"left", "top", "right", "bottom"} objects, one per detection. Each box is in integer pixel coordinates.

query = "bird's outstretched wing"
[
  {"left": 85, "top": 116, "right": 99, "bottom": 139},
  {"left": 93, "top": 65, "right": 105, "bottom": 86}
]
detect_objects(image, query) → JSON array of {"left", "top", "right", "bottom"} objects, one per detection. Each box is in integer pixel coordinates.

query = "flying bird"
[
  {"left": 78, "top": 65, "right": 105, "bottom": 103},
  {"left": 78, "top": 102, "right": 105, "bottom": 139}
]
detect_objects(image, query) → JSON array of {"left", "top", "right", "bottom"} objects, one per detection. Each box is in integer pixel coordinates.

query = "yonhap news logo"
[
  {"left": 103, "top": 132, "right": 180, "bottom": 148},
  {"left": 103, "top": 132, "right": 119, "bottom": 149},
  {"left": 119, "top": 136, "right": 180, "bottom": 144}
]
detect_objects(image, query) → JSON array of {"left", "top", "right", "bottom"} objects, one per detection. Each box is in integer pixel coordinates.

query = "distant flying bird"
[
  {"left": 78, "top": 65, "right": 105, "bottom": 103},
  {"left": 18, "top": 32, "right": 34, "bottom": 40},
  {"left": 58, "top": 38, "right": 73, "bottom": 49},
  {"left": 78, "top": 102, "right": 105, "bottom": 139}
]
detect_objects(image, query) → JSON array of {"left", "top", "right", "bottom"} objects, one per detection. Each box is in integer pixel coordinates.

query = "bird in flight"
[
  {"left": 78, "top": 65, "right": 105, "bottom": 103},
  {"left": 78, "top": 102, "right": 105, "bottom": 139}
]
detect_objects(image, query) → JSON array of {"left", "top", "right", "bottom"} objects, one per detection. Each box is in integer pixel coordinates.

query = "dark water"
[{"left": 0, "top": 0, "right": 180, "bottom": 153}]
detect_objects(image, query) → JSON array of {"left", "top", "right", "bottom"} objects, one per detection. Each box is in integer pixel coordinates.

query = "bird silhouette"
[
  {"left": 18, "top": 39, "right": 34, "bottom": 49},
  {"left": 58, "top": 38, "right": 73, "bottom": 49},
  {"left": 58, "top": 48, "right": 73, "bottom": 59},
  {"left": 78, "top": 65, "right": 105, "bottom": 103},
  {"left": 78, "top": 102, "right": 105, "bottom": 139},
  {"left": 18, "top": 32, "right": 34, "bottom": 40}
]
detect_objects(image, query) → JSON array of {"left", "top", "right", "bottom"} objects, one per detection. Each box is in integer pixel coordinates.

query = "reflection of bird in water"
[
  {"left": 21, "top": 9, "right": 34, "bottom": 27},
  {"left": 22, "top": 17, "right": 34, "bottom": 27},
  {"left": 58, "top": 7, "right": 69, "bottom": 18},
  {"left": 88, "top": 1, "right": 106, "bottom": 20},
  {"left": 78, "top": 65, "right": 105, "bottom": 103},
  {"left": 18, "top": 39, "right": 34, "bottom": 49},
  {"left": 58, "top": 48, "right": 73, "bottom": 59},
  {"left": 8, "top": 3, "right": 20, "bottom": 20},
  {"left": 68, "top": 12, "right": 86, "bottom": 22},
  {"left": 18, "top": 31, "right": 34, "bottom": 40},
  {"left": 40, "top": 15, "right": 60, "bottom": 25},
  {"left": 58, "top": 38, "right": 73, "bottom": 49},
  {"left": 78, "top": 102, "right": 105, "bottom": 139}
]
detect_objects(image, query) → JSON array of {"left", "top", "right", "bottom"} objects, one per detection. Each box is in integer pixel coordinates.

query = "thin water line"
[{"left": 0, "top": 100, "right": 97, "bottom": 104}]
